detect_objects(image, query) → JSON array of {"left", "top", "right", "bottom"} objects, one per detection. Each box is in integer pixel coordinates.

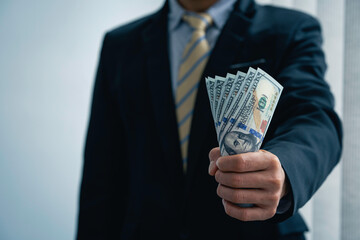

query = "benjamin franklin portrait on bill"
[{"left": 221, "top": 129, "right": 260, "bottom": 155}]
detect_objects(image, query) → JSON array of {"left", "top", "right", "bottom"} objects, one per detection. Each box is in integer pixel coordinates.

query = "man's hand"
[{"left": 208, "top": 147, "right": 288, "bottom": 221}]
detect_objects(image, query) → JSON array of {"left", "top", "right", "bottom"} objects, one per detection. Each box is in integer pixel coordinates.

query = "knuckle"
[
  {"left": 236, "top": 157, "right": 246, "bottom": 171},
  {"left": 267, "top": 207, "right": 277, "bottom": 219},
  {"left": 269, "top": 175, "right": 283, "bottom": 189},
  {"left": 216, "top": 157, "right": 223, "bottom": 169},
  {"left": 209, "top": 148, "right": 218, "bottom": 162},
  {"left": 208, "top": 149, "right": 214, "bottom": 161},
  {"left": 209, "top": 162, "right": 216, "bottom": 175},
  {"left": 268, "top": 160, "right": 277, "bottom": 169},
  {"left": 272, "top": 155, "right": 280, "bottom": 163},
  {"left": 268, "top": 193, "right": 279, "bottom": 204},
  {"left": 224, "top": 202, "right": 232, "bottom": 216},
  {"left": 269, "top": 155, "right": 280, "bottom": 168},
  {"left": 215, "top": 171, "right": 221, "bottom": 183}
]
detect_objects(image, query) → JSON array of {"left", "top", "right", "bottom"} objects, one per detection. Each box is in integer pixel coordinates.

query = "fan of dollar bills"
[{"left": 205, "top": 67, "right": 283, "bottom": 156}]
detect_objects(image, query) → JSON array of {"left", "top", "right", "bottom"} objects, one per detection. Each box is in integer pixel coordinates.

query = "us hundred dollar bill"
[
  {"left": 216, "top": 71, "right": 246, "bottom": 138},
  {"left": 213, "top": 76, "right": 226, "bottom": 124},
  {"left": 215, "top": 73, "right": 236, "bottom": 131},
  {"left": 218, "top": 68, "right": 283, "bottom": 156},
  {"left": 218, "top": 68, "right": 256, "bottom": 137},
  {"left": 205, "top": 77, "right": 215, "bottom": 120}
]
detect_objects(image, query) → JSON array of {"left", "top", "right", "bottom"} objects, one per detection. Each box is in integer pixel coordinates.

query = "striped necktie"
[{"left": 176, "top": 13, "right": 213, "bottom": 172}]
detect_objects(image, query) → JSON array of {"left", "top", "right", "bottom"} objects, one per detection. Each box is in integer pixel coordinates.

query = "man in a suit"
[{"left": 77, "top": 0, "right": 342, "bottom": 239}]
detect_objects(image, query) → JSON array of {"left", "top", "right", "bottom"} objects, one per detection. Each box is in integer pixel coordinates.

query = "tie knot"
[{"left": 182, "top": 13, "right": 213, "bottom": 31}]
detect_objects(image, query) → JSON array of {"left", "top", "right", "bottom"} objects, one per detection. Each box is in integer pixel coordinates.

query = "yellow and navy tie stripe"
[{"left": 176, "top": 13, "right": 213, "bottom": 172}]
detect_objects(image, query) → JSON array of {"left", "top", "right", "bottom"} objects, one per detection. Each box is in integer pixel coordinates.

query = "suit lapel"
[
  {"left": 142, "top": 3, "right": 184, "bottom": 177},
  {"left": 140, "top": 0, "right": 257, "bottom": 185},
  {"left": 186, "top": 1, "right": 256, "bottom": 183}
]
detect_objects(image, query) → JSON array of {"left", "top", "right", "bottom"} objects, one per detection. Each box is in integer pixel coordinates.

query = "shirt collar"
[{"left": 168, "top": 0, "right": 237, "bottom": 31}]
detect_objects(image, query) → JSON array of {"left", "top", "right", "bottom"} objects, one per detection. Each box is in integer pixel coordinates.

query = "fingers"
[
  {"left": 215, "top": 170, "right": 283, "bottom": 192},
  {"left": 217, "top": 184, "right": 262, "bottom": 204},
  {"left": 216, "top": 150, "right": 281, "bottom": 173},
  {"left": 210, "top": 150, "right": 285, "bottom": 221},
  {"left": 215, "top": 171, "right": 269, "bottom": 189},
  {"left": 208, "top": 147, "right": 221, "bottom": 176},
  {"left": 222, "top": 199, "right": 276, "bottom": 221},
  {"left": 209, "top": 147, "right": 221, "bottom": 162},
  {"left": 217, "top": 184, "right": 280, "bottom": 207}
]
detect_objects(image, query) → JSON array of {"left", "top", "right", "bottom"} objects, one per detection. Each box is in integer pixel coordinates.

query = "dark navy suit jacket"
[{"left": 77, "top": 0, "right": 342, "bottom": 239}]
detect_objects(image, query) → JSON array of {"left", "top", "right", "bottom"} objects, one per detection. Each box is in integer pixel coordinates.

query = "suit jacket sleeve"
[
  {"left": 262, "top": 16, "right": 343, "bottom": 221},
  {"left": 77, "top": 33, "right": 128, "bottom": 239}
]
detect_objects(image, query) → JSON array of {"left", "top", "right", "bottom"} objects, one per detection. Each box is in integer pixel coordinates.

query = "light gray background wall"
[
  {"left": 342, "top": 0, "right": 360, "bottom": 239},
  {"left": 0, "top": 0, "right": 358, "bottom": 240},
  {"left": 0, "top": 1, "right": 164, "bottom": 239}
]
